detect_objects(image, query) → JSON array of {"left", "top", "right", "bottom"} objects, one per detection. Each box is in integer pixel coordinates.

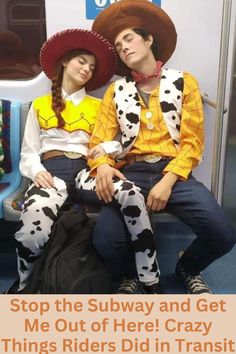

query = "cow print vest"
[{"left": 113, "top": 68, "right": 184, "bottom": 158}]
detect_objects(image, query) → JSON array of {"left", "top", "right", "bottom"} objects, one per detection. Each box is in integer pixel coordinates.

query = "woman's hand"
[
  {"left": 88, "top": 145, "right": 106, "bottom": 159},
  {"left": 34, "top": 171, "right": 54, "bottom": 188},
  {"left": 146, "top": 172, "right": 178, "bottom": 212}
]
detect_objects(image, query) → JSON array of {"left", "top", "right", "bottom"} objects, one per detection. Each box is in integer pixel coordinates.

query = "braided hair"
[{"left": 51, "top": 49, "right": 94, "bottom": 128}]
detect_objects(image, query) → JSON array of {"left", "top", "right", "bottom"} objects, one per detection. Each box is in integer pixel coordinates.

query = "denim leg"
[
  {"left": 76, "top": 168, "right": 160, "bottom": 284},
  {"left": 121, "top": 161, "right": 236, "bottom": 275},
  {"left": 88, "top": 162, "right": 163, "bottom": 282},
  {"left": 93, "top": 206, "right": 137, "bottom": 280},
  {"left": 43, "top": 156, "right": 87, "bottom": 184},
  {"left": 166, "top": 176, "right": 236, "bottom": 274}
]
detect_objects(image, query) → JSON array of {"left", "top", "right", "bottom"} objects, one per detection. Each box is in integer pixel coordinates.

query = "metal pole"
[{"left": 211, "top": 0, "right": 232, "bottom": 202}]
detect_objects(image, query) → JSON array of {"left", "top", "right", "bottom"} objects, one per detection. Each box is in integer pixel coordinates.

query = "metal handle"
[
  {"left": 201, "top": 92, "right": 227, "bottom": 114},
  {"left": 211, "top": 0, "right": 232, "bottom": 203}
]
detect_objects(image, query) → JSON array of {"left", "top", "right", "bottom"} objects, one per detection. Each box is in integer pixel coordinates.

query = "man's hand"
[
  {"left": 146, "top": 172, "right": 178, "bottom": 212},
  {"left": 34, "top": 171, "right": 54, "bottom": 188},
  {"left": 88, "top": 145, "right": 105, "bottom": 159},
  {"left": 96, "top": 163, "right": 126, "bottom": 203}
]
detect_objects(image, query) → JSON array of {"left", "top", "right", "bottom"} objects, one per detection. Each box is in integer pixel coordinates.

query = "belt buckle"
[
  {"left": 144, "top": 155, "right": 163, "bottom": 163},
  {"left": 64, "top": 151, "right": 83, "bottom": 159}
]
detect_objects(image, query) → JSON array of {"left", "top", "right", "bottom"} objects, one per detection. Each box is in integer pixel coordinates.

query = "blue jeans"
[
  {"left": 42, "top": 156, "right": 87, "bottom": 184},
  {"left": 93, "top": 160, "right": 236, "bottom": 277}
]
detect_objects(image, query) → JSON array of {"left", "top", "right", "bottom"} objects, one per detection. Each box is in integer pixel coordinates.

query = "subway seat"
[
  {"left": 2, "top": 101, "right": 179, "bottom": 223},
  {"left": 0, "top": 99, "right": 21, "bottom": 219},
  {"left": 3, "top": 102, "right": 30, "bottom": 221}
]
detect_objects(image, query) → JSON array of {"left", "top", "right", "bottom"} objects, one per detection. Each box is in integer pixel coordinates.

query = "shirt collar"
[{"left": 62, "top": 87, "right": 86, "bottom": 106}]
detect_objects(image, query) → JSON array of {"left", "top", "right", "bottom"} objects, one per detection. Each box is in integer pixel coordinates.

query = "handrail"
[
  {"left": 201, "top": 93, "right": 227, "bottom": 114},
  {"left": 211, "top": 0, "right": 232, "bottom": 203}
]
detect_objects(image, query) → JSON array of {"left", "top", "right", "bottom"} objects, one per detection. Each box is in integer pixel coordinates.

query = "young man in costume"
[{"left": 76, "top": 0, "right": 236, "bottom": 294}]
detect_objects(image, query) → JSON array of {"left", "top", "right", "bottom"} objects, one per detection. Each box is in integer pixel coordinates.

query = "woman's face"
[{"left": 63, "top": 53, "right": 96, "bottom": 90}]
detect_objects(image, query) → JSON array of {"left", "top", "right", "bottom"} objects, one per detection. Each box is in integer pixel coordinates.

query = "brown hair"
[
  {"left": 51, "top": 49, "right": 94, "bottom": 128},
  {"left": 133, "top": 28, "right": 158, "bottom": 60}
]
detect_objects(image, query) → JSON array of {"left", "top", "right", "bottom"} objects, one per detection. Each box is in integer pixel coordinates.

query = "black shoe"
[
  {"left": 142, "top": 282, "right": 163, "bottom": 294},
  {"left": 175, "top": 261, "right": 212, "bottom": 294},
  {"left": 117, "top": 277, "right": 140, "bottom": 294}
]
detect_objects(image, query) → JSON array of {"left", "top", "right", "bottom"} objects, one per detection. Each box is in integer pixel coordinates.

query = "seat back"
[
  {"left": 0, "top": 99, "right": 21, "bottom": 218},
  {"left": 3, "top": 102, "right": 30, "bottom": 220}
]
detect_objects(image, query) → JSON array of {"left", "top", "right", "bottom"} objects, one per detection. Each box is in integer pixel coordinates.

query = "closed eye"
[{"left": 115, "top": 33, "right": 134, "bottom": 52}]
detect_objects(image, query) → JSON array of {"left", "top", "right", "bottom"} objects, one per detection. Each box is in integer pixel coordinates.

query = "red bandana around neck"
[{"left": 131, "top": 60, "right": 163, "bottom": 83}]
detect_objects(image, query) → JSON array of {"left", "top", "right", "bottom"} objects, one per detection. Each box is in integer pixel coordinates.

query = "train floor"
[{"left": 0, "top": 219, "right": 236, "bottom": 294}]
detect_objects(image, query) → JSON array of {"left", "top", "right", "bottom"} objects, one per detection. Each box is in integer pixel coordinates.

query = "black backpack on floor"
[{"left": 25, "top": 207, "right": 113, "bottom": 294}]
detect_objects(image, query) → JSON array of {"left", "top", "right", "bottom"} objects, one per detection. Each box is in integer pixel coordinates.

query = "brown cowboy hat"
[
  {"left": 92, "top": 0, "right": 177, "bottom": 76},
  {"left": 40, "top": 28, "right": 117, "bottom": 91}
]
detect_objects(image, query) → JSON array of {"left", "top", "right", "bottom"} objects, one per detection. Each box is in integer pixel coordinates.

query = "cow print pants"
[
  {"left": 75, "top": 169, "right": 160, "bottom": 285},
  {"left": 14, "top": 177, "right": 68, "bottom": 290},
  {"left": 15, "top": 162, "right": 160, "bottom": 291}
]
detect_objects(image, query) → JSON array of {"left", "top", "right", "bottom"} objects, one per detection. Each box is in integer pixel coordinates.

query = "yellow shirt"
[
  {"left": 88, "top": 72, "right": 204, "bottom": 180},
  {"left": 33, "top": 94, "right": 100, "bottom": 134}
]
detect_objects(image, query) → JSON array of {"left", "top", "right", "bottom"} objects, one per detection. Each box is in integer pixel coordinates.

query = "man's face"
[{"left": 114, "top": 28, "right": 152, "bottom": 69}]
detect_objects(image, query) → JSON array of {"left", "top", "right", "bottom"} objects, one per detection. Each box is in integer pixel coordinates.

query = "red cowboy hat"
[
  {"left": 92, "top": 0, "right": 177, "bottom": 77},
  {"left": 40, "top": 28, "right": 117, "bottom": 90}
]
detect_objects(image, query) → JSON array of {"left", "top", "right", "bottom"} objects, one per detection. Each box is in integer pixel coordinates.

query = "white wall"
[{"left": 161, "top": 0, "right": 224, "bottom": 188}]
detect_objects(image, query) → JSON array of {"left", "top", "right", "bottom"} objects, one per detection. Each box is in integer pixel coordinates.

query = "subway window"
[{"left": 0, "top": 0, "right": 46, "bottom": 80}]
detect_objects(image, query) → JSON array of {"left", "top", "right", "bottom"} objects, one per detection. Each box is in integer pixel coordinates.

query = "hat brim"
[
  {"left": 40, "top": 29, "right": 117, "bottom": 90},
  {"left": 92, "top": 0, "right": 177, "bottom": 77}
]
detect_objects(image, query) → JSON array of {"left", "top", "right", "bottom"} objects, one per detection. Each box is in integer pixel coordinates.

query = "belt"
[
  {"left": 41, "top": 150, "right": 86, "bottom": 161},
  {"left": 126, "top": 154, "right": 168, "bottom": 165}
]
